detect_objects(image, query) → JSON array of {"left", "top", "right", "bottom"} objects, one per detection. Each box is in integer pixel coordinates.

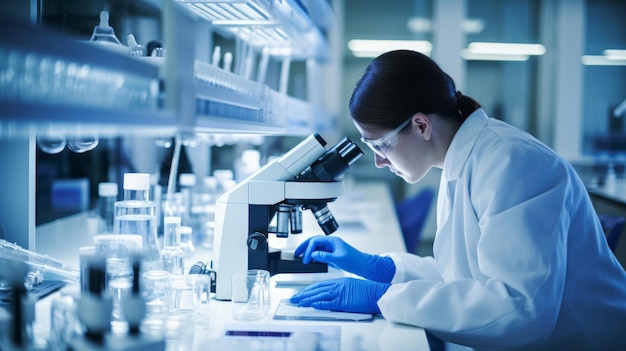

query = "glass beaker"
[
  {"left": 93, "top": 233, "right": 142, "bottom": 331},
  {"left": 231, "top": 269, "right": 270, "bottom": 321},
  {"left": 142, "top": 270, "right": 171, "bottom": 317}
]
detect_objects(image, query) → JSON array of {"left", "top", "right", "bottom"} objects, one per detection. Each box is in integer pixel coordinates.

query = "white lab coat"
[{"left": 377, "top": 109, "right": 626, "bottom": 351}]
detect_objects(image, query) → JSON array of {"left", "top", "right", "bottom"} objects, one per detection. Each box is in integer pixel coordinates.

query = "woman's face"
[{"left": 354, "top": 114, "right": 435, "bottom": 184}]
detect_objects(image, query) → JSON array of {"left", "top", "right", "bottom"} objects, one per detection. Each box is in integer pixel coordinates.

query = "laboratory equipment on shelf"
[
  {"left": 89, "top": 11, "right": 122, "bottom": 45},
  {"left": 126, "top": 34, "right": 146, "bottom": 57},
  {"left": 211, "top": 133, "right": 363, "bottom": 300},
  {"left": 88, "top": 10, "right": 127, "bottom": 56},
  {"left": 114, "top": 173, "right": 161, "bottom": 272}
]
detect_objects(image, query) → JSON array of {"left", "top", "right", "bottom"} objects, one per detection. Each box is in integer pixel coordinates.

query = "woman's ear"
[{"left": 413, "top": 113, "right": 432, "bottom": 141}]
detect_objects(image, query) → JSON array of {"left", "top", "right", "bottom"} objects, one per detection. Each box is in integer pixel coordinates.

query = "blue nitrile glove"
[
  {"left": 290, "top": 277, "right": 390, "bottom": 314},
  {"left": 295, "top": 235, "right": 396, "bottom": 283}
]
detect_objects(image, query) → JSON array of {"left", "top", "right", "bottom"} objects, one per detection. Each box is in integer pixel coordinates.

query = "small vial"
[
  {"left": 161, "top": 216, "right": 184, "bottom": 275},
  {"left": 98, "top": 182, "right": 118, "bottom": 233}
]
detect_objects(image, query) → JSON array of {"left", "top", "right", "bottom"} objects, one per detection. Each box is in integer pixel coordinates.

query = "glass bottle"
[{"left": 114, "top": 173, "right": 161, "bottom": 272}]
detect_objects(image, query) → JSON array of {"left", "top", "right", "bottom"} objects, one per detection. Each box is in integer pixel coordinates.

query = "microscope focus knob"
[{"left": 247, "top": 232, "right": 268, "bottom": 252}]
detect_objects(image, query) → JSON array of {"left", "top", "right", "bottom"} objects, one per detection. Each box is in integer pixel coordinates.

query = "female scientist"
[{"left": 290, "top": 50, "right": 626, "bottom": 350}]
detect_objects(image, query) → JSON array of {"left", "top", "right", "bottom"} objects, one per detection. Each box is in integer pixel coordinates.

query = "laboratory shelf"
[
  {"left": 192, "top": 60, "right": 328, "bottom": 136},
  {"left": 0, "top": 99, "right": 176, "bottom": 138},
  {"left": 0, "top": 16, "right": 175, "bottom": 138},
  {"left": 176, "top": 0, "right": 332, "bottom": 61},
  {"left": 0, "top": 1, "right": 336, "bottom": 139}
]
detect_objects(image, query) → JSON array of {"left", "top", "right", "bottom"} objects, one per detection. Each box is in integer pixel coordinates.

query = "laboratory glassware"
[
  {"left": 36, "top": 133, "right": 66, "bottom": 154},
  {"left": 66, "top": 133, "right": 99, "bottom": 153},
  {"left": 179, "top": 225, "right": 194, "bottom": 260},
  {"left": 178, "top": 173, "right": 195, "bottom": 227},
  {"left": 114, "top": 173, "right": 161, "bottom": 272},
  {"left": 231, "top": 269, "right": 270, "bottom": 321},
  {"left": 89, "top": 11, "right": 122, "bottom": 45},
  {"left": 141, "top": 270, "right": 170, "bottom": 317},
  {"left": 186, "top": 273, "right": 211, "bottom": 322},
  {"left": 161, "top": 216, "right": 184, "bottom": 276},
  {"left": 49, "top": 286, "right": 82, "bottom": 351},
  {"left": 127, "top": 34, "right": 146, "bottom": 57},
  {"left": 69, "top": 254, "right": 113, "bottom": 350},
  {"left": 93, "top": 233, "right": 142, "bottom": 332},
  {"left": 0, "top": 238, "right": 79, "bottom": 290}
]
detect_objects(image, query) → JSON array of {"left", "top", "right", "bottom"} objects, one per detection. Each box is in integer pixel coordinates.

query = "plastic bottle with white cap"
[
  {"left": 113, "top": 173, "right": 161, "bottom": 272},
  {"left": 97, "top": 182, "right": 118, "bottom": 233}
]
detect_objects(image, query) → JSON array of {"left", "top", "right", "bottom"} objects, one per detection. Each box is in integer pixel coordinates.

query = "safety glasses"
[{"left": 360, "top": 116, "right": 412, "bottom": 158}]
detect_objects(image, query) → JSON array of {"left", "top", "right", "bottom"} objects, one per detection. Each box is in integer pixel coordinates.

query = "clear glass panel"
[
  {"left": 465, "top": 0, "right": 541, "bottom": 133},
  {"left": 582, "top": 0, "right": 626, "bottom": 158}
]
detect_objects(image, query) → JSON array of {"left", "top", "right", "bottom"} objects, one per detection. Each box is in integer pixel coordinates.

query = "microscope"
[{"left": 212, "top": 133, "right": 363, "bottom": 300}]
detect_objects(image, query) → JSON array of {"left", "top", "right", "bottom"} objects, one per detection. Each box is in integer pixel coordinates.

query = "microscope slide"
[{"left": 273, "top": 299, "right": 374, "bottom": 321}]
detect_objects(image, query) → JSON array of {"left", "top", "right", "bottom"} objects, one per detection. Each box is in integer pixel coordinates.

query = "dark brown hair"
[{"left": 349, "top": 50, "right": 481, "bottom": 130}]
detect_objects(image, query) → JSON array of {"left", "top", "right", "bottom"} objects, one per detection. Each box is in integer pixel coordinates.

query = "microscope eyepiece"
[
  {"left": 290, "top": 137, "right": 363, "bottom": 235},
  {"left": 296, "top": 137, "right": 363, "bottom": 182}
]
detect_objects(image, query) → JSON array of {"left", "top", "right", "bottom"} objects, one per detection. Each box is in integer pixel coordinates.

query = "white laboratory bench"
[{"left": 32, "top": 182, "right": 429, "bottom": 351}]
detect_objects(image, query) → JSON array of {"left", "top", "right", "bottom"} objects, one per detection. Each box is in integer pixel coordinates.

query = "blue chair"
[
  {"left": 598, "top": 214, "right": 625, "bottom": 253},
  {"left": 395, "top": 187, "right": 436, "bottom": 253}
]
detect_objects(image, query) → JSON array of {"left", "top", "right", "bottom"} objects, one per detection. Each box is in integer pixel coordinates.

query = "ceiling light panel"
[
  {"left": 467, "top": 42, "right": 545, "bottom": 56},
  {"left": 348, "top": 39, "right": 432, "bottom": 58}
]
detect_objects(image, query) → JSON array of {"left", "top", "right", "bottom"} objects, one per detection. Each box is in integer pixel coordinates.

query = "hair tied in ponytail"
[{"left": 456, "top": 91, "right": 463, "bottom": 117}]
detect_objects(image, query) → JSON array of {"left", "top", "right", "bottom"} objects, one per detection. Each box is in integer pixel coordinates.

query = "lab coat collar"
[{"left": 442, "top": 108, "right": 489, "bottom": 181}]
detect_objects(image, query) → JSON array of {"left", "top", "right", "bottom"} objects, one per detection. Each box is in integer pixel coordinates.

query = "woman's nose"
[{"left": 374, "top": 154, "right": 388, "bottom": 168}]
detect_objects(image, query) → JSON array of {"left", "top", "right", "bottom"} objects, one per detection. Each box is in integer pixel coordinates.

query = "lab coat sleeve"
[
  {"left": 386, "top": 252, "right": 444, "bottom": 283},
  {"left": 378, "top": 142, "right": 572, "bottom": 348}
]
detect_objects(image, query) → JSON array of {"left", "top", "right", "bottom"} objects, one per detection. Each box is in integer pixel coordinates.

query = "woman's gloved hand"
[
  {"left": 290, "top": 277, "right": 390, "bottom": 314},
  {"left": 295, "top": 236, "right": 396, "bottom": 283}
]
